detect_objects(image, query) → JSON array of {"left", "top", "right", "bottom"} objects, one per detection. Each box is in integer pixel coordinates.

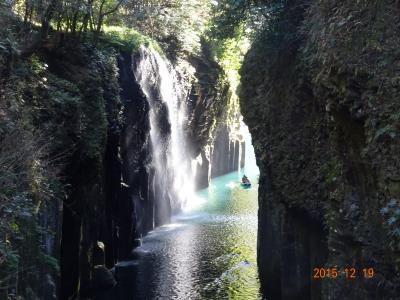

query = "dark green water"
[{"left": 120, "top": 171, "right": 261, "bottom": 299}]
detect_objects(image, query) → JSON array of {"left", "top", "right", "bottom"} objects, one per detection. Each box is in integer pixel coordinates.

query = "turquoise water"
[{"left": 124, "top": 170, "right": 261, "bottom": 299}]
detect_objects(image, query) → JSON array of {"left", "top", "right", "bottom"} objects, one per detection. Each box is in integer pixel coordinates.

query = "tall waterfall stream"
[{"left": 134, "top": 46, "right": 196, "bottom": 222}]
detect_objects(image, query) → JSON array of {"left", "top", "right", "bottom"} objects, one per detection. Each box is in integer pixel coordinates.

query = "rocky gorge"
[{"left": 1, "top": 0, "right": 400, "bottom": 299}]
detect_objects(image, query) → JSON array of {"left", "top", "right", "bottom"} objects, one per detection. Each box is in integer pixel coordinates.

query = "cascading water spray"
[{"left": 134, "top": 46, "right": 196, "bottom": 220}]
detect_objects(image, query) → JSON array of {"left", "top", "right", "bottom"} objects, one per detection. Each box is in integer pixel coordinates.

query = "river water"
[{"left": 114, "top": 170, "right": 261, "bottom": 300}]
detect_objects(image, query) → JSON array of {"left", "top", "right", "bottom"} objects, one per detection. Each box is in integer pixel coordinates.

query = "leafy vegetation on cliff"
[{"left": 0, "top": 6, "right": 120, "bottom": 297}]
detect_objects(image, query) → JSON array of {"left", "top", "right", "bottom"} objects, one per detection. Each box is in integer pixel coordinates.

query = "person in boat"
[{"left": 241, "top": 175, "right": 250, "bottom": 184}]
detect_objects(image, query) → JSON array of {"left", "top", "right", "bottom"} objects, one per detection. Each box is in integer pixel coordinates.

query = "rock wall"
[
  {"left": 102, "top": 51, "right": 153, "bottom": 269},
  {"left": 188, "top": 40, "right": 245, "bottom": 190},
  {"left": 0, "top": 22, "right": 159, "bottom": 299},
  {"left": 7, "top": 44, "right": 162, "bottom": 299},
  {"left": 240, "top": 1, "right": 400, "bottom": 299},
  {"left": 192, "top": 121, "right": 245, "bottom": 190},
  {"left": 51, "top": 44, "right": 124, "bottom": 299},
  {"left": 210, "top": 123, "right": 244, "bottom": 178}
]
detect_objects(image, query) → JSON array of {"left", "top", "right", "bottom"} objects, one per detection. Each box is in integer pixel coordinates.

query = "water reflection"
[{"left": 115, "top": 171, "right": 261, "bottom": 300}]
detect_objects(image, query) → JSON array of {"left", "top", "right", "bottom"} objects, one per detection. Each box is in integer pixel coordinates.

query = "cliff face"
[
  {"left": 38, "top": 45, "right": 146, "bottom": 299},
  {"left": 187, "top": 41, "right": 245, "bottom": 190},
  {"left": 0, "top": 35, "right": 119, "bottom": 298},
  {"left": 240, "top": 1, "right": 400, "bottom": 299},
  {"left": 103, "top": 51, "right": 152, "bottom": 267}
]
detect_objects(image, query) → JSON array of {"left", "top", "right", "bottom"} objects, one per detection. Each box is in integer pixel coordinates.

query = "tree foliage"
[
  {"left": 122, "top": 0, "right": 213, "bottom": 59},
  {"left": 10, "top": 0, "right": 125, "bottom": 39},
  {"left": 208, "top": 0, "right": 275, "bottom": 41}
]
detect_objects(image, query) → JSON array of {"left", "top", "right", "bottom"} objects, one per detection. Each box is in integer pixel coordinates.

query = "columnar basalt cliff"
[
  {"left": 187, "top": 41, "right": 245, "bottom": 190},
  {"left": 39, "top": 45, "right": 144, "bottom": 299},
  {"left": 240, "top": 1, "right": 400, "bottom": 299}
]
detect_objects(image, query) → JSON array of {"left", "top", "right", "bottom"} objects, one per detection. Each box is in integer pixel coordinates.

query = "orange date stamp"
[{"left": 312, "top": 267, "right": 375, "bottom": 280}]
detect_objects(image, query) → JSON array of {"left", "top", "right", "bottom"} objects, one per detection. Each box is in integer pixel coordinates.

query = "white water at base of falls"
[{"left": 134, "top": 46, "right": 196, "bottom": 216}]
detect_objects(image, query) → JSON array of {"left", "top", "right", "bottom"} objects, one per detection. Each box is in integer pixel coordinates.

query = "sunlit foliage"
[{"left": 122, "top": 0, "right": 213, "bottom": 59}]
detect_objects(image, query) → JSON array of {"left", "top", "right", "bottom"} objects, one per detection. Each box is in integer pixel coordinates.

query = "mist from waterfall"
[{"left": 134, "top": 46, "right": 196, "bottom": 218}]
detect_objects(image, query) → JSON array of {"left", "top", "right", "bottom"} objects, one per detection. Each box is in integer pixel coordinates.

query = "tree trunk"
[{"left": 41, "top": 0, "right": 59, "bottom": 38}]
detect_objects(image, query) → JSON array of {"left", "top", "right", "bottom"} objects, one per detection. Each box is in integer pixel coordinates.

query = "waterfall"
[{"left": 133, "top": 46, "right": 195, "bottom": 221}]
